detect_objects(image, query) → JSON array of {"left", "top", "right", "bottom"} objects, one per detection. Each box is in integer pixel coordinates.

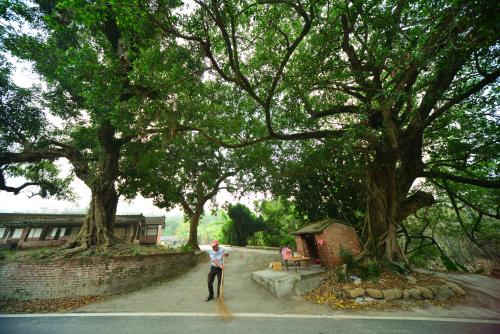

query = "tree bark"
[
  {"left": 362, "top": 147, "right": 406, "bottom": 262},
  {"left": 187, "top": 208, "right": 203, "bottom": 251},
  {"left": 68, "top": 184, "right": 118, "bottom": 250},
  {"left": 65, "top": 122, "right": 122, "bottom": 250}
]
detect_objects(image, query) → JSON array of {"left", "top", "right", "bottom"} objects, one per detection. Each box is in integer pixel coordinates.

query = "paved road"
[
  {"left": 78, "top": 246, "right": 330, "bottom": 314},
  {"left": 1, "top": 313, "right": 499, "bottom": 334},
  {"left": 77, "top": 246, "right": 500, "bottom": 320}
]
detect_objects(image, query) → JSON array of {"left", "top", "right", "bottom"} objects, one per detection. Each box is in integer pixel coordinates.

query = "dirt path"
[{"left": 77, "top": 247, "right": 500, "bottom": 319}]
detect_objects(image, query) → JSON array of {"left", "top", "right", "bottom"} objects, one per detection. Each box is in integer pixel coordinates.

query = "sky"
[{"left": 0, "top": 55, "right": 259, "bottom": 216}]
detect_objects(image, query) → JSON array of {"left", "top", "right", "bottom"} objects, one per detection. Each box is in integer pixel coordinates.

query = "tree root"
[{"left": 60, "top": 244, "right": 90, "bottom": 256}]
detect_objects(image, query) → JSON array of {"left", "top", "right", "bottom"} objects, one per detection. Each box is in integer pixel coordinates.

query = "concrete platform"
[{"left": 251, "top": 267, "right": 326, "bottom": 298}]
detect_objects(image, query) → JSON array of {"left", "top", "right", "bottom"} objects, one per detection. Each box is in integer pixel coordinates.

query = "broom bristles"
[{"left": 217, "top": 270, "right": 233, "bottom": 320}]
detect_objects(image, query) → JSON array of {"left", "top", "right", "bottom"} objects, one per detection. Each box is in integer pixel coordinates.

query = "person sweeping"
[{"left": 206, "top": 240, "right": 229, "bottom": 302}]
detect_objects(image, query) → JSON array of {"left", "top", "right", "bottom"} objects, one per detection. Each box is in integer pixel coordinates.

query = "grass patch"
[
  {"left": 0, "top": 243, "right": 192, "bottom": 262},
  {"left": 0, "top": 247, "right": 58, "bottom": 261}
]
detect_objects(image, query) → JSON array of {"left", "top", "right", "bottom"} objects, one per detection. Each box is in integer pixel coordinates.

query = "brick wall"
[
  {"left": 0, "top": 251, "right": 208, "bottom": 301},
  {"left": 317, "top": 223, "right": 361, "bottom": 267},
  {"left": 295, "top": 236, "right": 305, "bottom": 256},
  {"left": 294, "top": 223, "right": 361, "bottom": 268}
]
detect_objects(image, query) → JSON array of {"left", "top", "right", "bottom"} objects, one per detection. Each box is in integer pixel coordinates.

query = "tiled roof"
[
  {"left": 145, "top": 216, "right": 165, "bottom": 227},
  {"left": 0, "top": 213, "right": 145, "bottom": 227},
  {"left": 292, "top": 218, "right": 345, "bottom": 235}
]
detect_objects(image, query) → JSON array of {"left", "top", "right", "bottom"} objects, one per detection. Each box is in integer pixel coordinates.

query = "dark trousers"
[{"left": 207, "top": 266, "right": 222, "bottom": 297}]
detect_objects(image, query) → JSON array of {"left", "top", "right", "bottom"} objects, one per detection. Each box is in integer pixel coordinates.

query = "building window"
[
  {"left": 11, "top": 228, "right": 24, "bottom": 239},
  {"left": 45, "top": 227, "right": 72, "bottom": 240},
  {"left": 46, "top": 228, "right": 56, "bottom": 239},
  {"left": 46, "top": 227, "right": 60, "bottom": 240},
  {"left": 141, "top": 227, "right": 158, "bottom": 237},
  {"left": 0, "top": 227, "right": 6, "bottom": 239},
  {"left": 27, "top": 227, "right": 43, "bottom": 239}
]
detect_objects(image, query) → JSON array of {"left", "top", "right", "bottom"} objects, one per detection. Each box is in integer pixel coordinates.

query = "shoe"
[{"left": 205, "top": 296, "right": 214, "bottom": 302}]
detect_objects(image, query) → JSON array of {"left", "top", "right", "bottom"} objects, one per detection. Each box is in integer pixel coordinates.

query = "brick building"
[
  {"left": 0, "top": 213, "right": 165, "bottom": 249},
  {"left": 292, "top": 218, "right": 361, "bottom": 267}
]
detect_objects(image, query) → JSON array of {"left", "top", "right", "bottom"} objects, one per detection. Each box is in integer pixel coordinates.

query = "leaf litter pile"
[
  {"left": 0, "top": 296, "right": 104, "bottom": 313},
  {"left": 303, "top": 271, "right": 464, "bottom": 311}
]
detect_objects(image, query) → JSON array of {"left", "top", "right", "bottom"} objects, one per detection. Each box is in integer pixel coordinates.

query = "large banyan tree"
[
  {"left": 139, "top": 0, "right": 499, "bottom": 262},
  {"left": 0, "top": 0, "right": 196, "bottom": 250}
]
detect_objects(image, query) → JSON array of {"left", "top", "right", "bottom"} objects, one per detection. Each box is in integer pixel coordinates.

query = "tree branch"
[
  {"left": 171, "top": 124, "right": 345, "bottom": 148},
  {"left": 424, "top": 68, "right": 500, "bottom": 127},
  {"left": 302, "top": 96, "right": 359, "bottom": 119},
  {"left": 201, "top": 171, "right": 237, "bottom": 204},
  {"left": 179, "top": 194, "right": 194, "bottom": 217},
  {"left": 422, "top": 170, "right": 500, "bottom": 189},
  {"left": 398, "top": 191, "right": 436, "bottom": 222},
  {"left": 340, "top": 14, "right": 369, "bottom": 89},
  {"left": 434, "top": 181, "right": 500, "bottom": 219},
  {"left": 0, "top": 169, "right": 40, "bottom": 195}
]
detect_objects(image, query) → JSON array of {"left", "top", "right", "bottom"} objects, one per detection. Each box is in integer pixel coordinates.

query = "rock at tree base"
[
  {"left": 366, "top": 288, "right": 384, "bottom": 299},
  {"left": 415, "top": 286, "right": 434, "bottom": 299},
  {"left": 349, "top": 288, "right": 365, "bottom": 298},
  {"left": 382, "top": 288, "right": 403, "bottom": 301}
]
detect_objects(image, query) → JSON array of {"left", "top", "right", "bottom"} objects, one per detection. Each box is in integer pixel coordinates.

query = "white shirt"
[{"left": 209, "top": 247, "right": 225, "bottom": 268}]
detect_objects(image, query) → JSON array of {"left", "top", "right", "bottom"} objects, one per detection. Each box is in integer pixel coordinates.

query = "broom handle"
[{"left": 219, "top": 269, "right": 224, "bottom": 300}]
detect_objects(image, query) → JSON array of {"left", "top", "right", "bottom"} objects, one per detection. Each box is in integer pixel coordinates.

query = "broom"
[{"left": 217, "top": 262, "right": 232, "bottom": 320}]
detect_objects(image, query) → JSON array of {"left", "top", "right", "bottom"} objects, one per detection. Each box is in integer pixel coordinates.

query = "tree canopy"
[
  {"left": 138, "top": 0, "right": 499, "bottom": 262},
  {"left": 0, "top": 0, "right": 498, "bottom": 264}
]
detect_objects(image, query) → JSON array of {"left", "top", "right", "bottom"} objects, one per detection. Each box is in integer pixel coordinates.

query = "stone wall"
[{"left": 0, "top": 251, "right": 208, "bottom": 301}]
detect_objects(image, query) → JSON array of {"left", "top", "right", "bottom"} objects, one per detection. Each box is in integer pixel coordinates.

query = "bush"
[
  {"left": 339, "top": 247, "right": 358, "bottom": 270},
  {"left": 128, "top": 244, "right": 141, "bottom": 256},
  {"left": 409, "top": 243, "right": 441, "bottom": 268},
  {"left": 358, "top": 259, "right": 382, "bottom": 281},
  {"left": 247, "top": 231, "right": 297, "bottom": 249},
  {"left": 178, "top": 244, "right": 193, "bottom": 253},
  {"left": 328, "top": 265, "right": 348, "bottom": 284},
  {"left": 279, "top": 235, "right": 296, "bottom": 250},
  {"left": 247, "top": 231, "right": 267, "bottom": 246}
]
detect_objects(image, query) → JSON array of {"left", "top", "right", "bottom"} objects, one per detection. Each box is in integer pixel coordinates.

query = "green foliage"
[
  {"left": 220, "top": 203, "right": 264, "bottom": 246},
  {"left": 403, "top": 188, "right": 499, "bottom": 270},
  {"left": 439, "top": 254, "right": 469, "bottom": 272},
  {"left": 339, "top": 247, "right": 358, "bottom": 271},
  {"left": 1, "top": 0, "right": 498, "bottom": 264},
  {"left": 246, "top": 198, "right": 299, "bottom": 248},
  {"left": 163, "top": 215, "right": 183, "bottom": 236},
  {"left": 0, "top": 247, "right": 56, "bottom": 261},
  {"left": 357, "top": 259, "right": 382, "bottom": 282},
  {"left": 197, "top": 213, "right": 225, "bottom": 245},
  {"left": 408, "top": 243, "right": 442, "bottom": 269},
  {"left": 128, "top": 244, "right": 141, "bottom": 257},
  {"left": 24, "top": 247, "right": 52, "bottom": 260},
  {"left": 250, "top": 141, "right": 366, "bottom": 228},
  {"left": 178, "top": 244, "right": 193, "bottom": 253},
  {"left": 175, "top": 220, "right": 189, "bottom": 245}
]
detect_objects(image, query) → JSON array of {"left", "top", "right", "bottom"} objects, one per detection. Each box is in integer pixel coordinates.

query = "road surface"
[
  {"left": 77, "top": 246, "right": 500, "bottom": 320},
  {"left": 1, "top": 313, "right": 499, "bottom": 334}
]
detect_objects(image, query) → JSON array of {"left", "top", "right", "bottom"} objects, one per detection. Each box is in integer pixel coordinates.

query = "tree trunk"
[
  {"left": 187, "top": 209, "right": 203, "bottom": 251},
  {"left": 65, "top": 122, "right": 122, "bottom": 251},
  {"left": 69, "top": 182, "right": 118, "bottom": 249},
  {"left": 361, "top": 140, "right": 434, "bottom": 263},
  {"left": 362, "top": 150, "right": 406, "bottom": 263}
]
